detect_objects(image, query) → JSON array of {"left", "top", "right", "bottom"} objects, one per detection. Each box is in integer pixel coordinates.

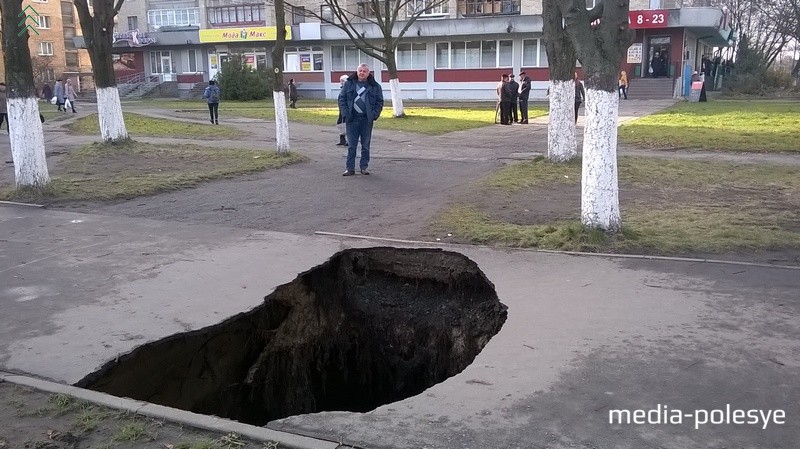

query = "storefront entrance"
[{"left": 647, "top": 36, "right": 671, "bottom": 78}]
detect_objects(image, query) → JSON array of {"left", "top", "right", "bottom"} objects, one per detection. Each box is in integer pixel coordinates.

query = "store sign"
[
  {"left": 627, "top": 43, "right": 643, "bottom": 64},
  {"left": 199, "top": 26, "right": 292, "bottom": 43},
  {"left": 113, "top": 29, "right": 156, "bottom": 47},
  {"left": 628, "top": 10, "right": 668, "bottom": 29}
]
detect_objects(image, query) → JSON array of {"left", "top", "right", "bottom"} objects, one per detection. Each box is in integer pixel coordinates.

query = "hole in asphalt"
[{"left": 77, "top": 247, "right": 507, "bottom": 425}]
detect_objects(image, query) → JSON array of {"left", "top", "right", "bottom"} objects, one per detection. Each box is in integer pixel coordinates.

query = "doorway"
[{"left": 647, "top": 37, "right": 670, "bottom": 78}]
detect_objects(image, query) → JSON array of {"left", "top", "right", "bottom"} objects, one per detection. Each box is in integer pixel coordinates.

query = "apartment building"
[
  {"left": 0, "top": 0, "right": 92, "bottom": 93},
  {"left": 110, "top": 0, "right": 734, "bottom": 99}
]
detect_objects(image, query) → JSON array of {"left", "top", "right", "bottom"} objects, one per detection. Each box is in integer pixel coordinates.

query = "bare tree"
[
  {"left": 0, "top": 0, "right": 50, "bottom": 188},
  {"left": 272, "top": 0, "right": 290, "bottom": 154},
  {"left": 73, "top": 0, "right": 129, "bottom": 141},
  {"left": 292, "top": 0, "right": 448, "bottom": 117},
  {"left": 30, "top": 55, "right": 53, "bottom": 88},
  {"left": 543, "top": 0, "right": 579, "bottom": 162},
  {"left": 715, "top": 0, "right": 793, "bottom": 66},
  {"left": 562, "top": 0, "right": 633, "bottom": 232}
]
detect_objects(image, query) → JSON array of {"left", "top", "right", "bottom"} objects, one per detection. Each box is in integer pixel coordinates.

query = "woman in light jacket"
[
  {"left": 618, "top": 70, "right": 628, "bottom": 100},
  {"left": 65, "top": 79, "right": 78, "bottom": 113}
]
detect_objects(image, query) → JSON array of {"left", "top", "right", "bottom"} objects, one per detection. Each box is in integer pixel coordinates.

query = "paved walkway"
[{"left": 2, "top": 99, "right": 799, "bottom": 448}]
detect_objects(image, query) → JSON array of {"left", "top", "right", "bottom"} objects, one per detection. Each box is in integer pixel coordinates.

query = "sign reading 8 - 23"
[{"left": 628, "top": 10, "right": 668, "bottom": 29}]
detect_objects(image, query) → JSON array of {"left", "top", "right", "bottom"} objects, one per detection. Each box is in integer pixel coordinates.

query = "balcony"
[
  {"left": 459, "top": 0, "right": 520, "bottom": 17},
  {"left": 207, "top": 4, "right": 266, "bottom": 28}
]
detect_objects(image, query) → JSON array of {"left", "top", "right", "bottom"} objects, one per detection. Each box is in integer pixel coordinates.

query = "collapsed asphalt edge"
[
  {"left": 313, "top": 231, "right": 800, "bottom": 271},
  {"left": 0, "top": 371, "right": 341, "bottom": 449}
]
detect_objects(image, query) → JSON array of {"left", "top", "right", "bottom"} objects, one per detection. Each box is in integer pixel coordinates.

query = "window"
[
  {"left": 65, "top": 52, "right": 78, "bottom": 66},
  {"left": 150, "top": 50, "right": 172, "bottom": 73},
  {"left": 357, "top": 1, "right": 376, "bottom": 17},
  {"left": 37, "top": 15, "right": 51, "bottom": 29},
  {"left": 522, "top": 39, "right": 548, "bottom": 67},
  {"left": 462, "top": 0, "right": 520, "bottom": 16},
  {"left": 331, "top": 45, "right": 367, "bottom": 71},
  {"left": 147, "top": 9, "right": 200, "bottom": 29},
  {"left": 38, "top": 42, "right": 54, "bottom": 56},
  {"left": 407, "top": 0, "right": 448, "bottom": 16},
  {"left": 33, "top": 0, "right": 48, "bottom": 3},
  {"left": 43, "top": 69, "right": 56, "bottom": 81},
  {"left": 128, "top": 16, "right": 138, "bottom": 30},
  {"left": 285, "top": 46, "right": 324, "bottom": 72},
  {"left": 292, "top": 6, "right": 305, "bottom": 25},
  {"left": 396, "top": 43, "right": 427, "bottom": 69},
  {"left": 208, "top": 4, "right": 265, "bottom": 26},
  {"left": 187, "top": 49, "right": 198, "bottom": 72},
  {"left": 435, "top": 40, "right": 512, "bottom": 68}
]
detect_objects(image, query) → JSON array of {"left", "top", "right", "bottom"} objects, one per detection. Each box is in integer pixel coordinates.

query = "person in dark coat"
[
  {"left": 41, "top": 83, "right": 52, "bottom": 101},
  {"left": 496, "top": 74, "right": 512, "bottom": 125},
  {"left": 574, "top": 72, "right": 585, "bottom": 123},
  {"left": 507, "top": 74, "right": 520, "bottom": 123},
  {"left": 518, "top": 72, "right": 531, "bottom": 124},
  {"left": 338, "top": 63, "right": 384, "bottom": 176},
  {"left": 288, "top": 79, "right": 298, "bottom": 108}
]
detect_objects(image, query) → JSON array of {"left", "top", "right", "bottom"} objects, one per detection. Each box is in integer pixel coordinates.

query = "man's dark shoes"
[
  {"left": 360, "top": 169, "right": 370, "bottom": 175},
  {"left": 342, "top": 170, "right": 355, "bottom": 176}
]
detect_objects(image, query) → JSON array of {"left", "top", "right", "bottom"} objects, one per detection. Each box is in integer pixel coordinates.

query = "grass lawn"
[
  {"left": 0, "top": 140, "right": 306, "bottom": 204},
  {"left": 432, "top": 156, "right": 800, "bottom": 255},
  {"left": 619, "top": 100, "right": 800, "bottom": 153},
  {"left": 136, "top": 99, "right": 547, "bottom": 135},
  {"left": 68, "top": 112, "right": 243, "bottom": 139}
]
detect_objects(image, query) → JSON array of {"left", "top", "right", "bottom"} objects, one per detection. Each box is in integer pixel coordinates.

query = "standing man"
[
  {"left": 0, "top": 83, "right": 7, "bottom": 134},
  {"left": 507, "top": 74, "right": 520, "bottom": 123},
  {"left": 203, "top": 80, "right": 221, "bottom": 124},
  {"left": 518, "top": 72, "right": 530, "bottom": 124},
  {"left": 338, "top": 63, "right": 384, "bottom": 176},
  {"left": 288, "top": 79, "right": 298, "bottom": 108},
  {"left": 496, "top": 74, "right": 512, "bottom": 125}
]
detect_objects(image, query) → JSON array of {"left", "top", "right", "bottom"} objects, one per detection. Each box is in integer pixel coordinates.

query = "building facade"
[
  {"left": 0, "top": 0, "right": 92, "bottom": 94},
  {"left": 109, "top": 0, "right": 735, "bottom": 99}
]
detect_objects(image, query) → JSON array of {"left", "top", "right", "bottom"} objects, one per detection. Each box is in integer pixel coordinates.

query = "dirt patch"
[{"left": 0, "top": 381, "right": 282, "bottom": 448}]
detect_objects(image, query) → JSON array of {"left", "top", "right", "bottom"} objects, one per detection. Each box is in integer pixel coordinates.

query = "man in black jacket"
[{"left": 517, "top": 72, "right": 531, "bottom": 124}]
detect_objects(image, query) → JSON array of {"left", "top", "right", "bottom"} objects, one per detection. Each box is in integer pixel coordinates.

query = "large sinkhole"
[{"left": 78, "top": 247, "right": 507, "bottom": 425}]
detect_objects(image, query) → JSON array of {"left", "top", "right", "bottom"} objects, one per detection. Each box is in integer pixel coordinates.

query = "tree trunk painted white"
[
  {"left": 547, "top": 80, "right": 577, "bottom": 162},
  {"left": 96, "top": 87, "right": 128, "bottom": 142},
  {"left": 273, "top": 92, "right": 290, "bottom": 154},
  {"left": 389, "top": 78, "right": 405, "bottom": 117},
  {"left": 8, "top": 97, "right": 50, "bottom": 189},
  {"left": 581, "top": 89, "right": 621, "bottom": 231}
]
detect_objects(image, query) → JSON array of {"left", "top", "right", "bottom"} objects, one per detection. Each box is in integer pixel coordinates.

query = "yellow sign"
[{"left": 199, "top": 26, "right": 292, "bottom": 43}]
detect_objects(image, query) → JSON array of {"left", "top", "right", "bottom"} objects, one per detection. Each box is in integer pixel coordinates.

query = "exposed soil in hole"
[{"left": 77, "top": 247, "right": 507, "bottom": 425}]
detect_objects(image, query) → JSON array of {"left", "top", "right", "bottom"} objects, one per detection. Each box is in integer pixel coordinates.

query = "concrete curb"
[
  {"left": 313, "top": 231, "right": 800, "bottom": 271},
  {"left": 0, "top": 371, "right": 341, "bottom": 449}
]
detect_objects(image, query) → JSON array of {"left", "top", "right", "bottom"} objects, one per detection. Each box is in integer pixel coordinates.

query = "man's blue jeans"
[{"left": 345, "top": 115, "right": 373, "bottom": 171}]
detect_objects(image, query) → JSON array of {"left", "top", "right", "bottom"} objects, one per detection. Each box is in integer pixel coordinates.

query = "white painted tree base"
[
  {"left": 389, "top": 78, "right": 405, "bottom": 117},
  {"left": 96, "top": 88, "right": 128, "bottom": 142},
  {"left": 581, "top": 89, "right": 621, "bottom": 231},
  {"left": 8, "top": 97, "right": 50, "bottom": 188},
  {"left": 273, "top": 92, "right": 290, "bottom": 154},
  {"left": 547, "top": 80, "right": 577, "bottom": 162}
]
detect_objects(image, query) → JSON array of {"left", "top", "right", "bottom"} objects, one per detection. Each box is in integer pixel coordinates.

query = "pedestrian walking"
[
  {"left": 288, "top": 79, "right": 298, "bottom": 108},
  {"left": 338, "top": 63, "right": 384, "bottom": 176},
  {"left": 574, "top": 72, "right": 585, "bottom": 123},
  {"left": 203, "top": 80, "right": 221, "bottom": 124},
  {"left": 65, "top": 79, "right": 78, "bottom": 113},
  {"left": 53, "top": 79, "right": 65, "bottom": 112},
  {"left": 41, "top": 83, "right": 52, "bottom": 102},
  {"left": 0, "top": 83, "right": 8, "bottom": 134},
  {"left": 336, "top": 74, "right": 348, "bottom": 146},
  {"left": 618, "top": 70, "right": 628, "bottom": 100},
  {"left": 518, "top": 72, "right": 530, "bottom": 124}
]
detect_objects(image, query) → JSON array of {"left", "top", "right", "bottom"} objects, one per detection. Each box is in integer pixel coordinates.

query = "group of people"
[
  {"left": 496, "top": 72, "right": 532, "bottom": 125},
  {"left": 40, "top": 79, "right": 79, "bottom": 113}
]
